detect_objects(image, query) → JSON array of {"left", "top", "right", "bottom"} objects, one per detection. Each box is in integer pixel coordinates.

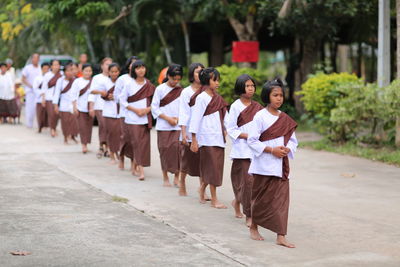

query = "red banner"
[{"left": 232, "top": 41, "right": 259, "bottom": 63}]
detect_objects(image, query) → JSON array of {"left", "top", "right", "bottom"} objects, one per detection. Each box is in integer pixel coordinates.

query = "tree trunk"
[
  {"left": 357, "top": 42, "right": 362, "bottom": 77},
  {"left": 330, "top": 42, "right": 338, "bottom": 73},
  {"left": 155, "top": 21, "right": 172, "bottom": 64},
  {"left": 180, "top": 20, "right": 191, "bottom": 67},
  {"left": 82, "top": 23, "right": 96, "bottom": 63},
  {"left": 396, "top": 0, "right": 400, "bottom": 146},
  {"left": 338, "top": 45, "right": 349, "bottom": 73},
  {"left": 209, "top": 32, "right": 224, "bottom": 67}
]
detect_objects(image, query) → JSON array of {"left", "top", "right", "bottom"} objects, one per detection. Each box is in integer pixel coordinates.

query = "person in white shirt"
[
  {"left": 102, "top": 63, "right": 121, "bottom": 165},
  {"left": 189, "top": 67, "right": 229, "bottom": 209},
  {"left": 88, "top": 57, "right": 112, "bottom": 158},
  {"left": 0, "top": 63, "right": 17, "bottom": 123},
  {"left": 151, "top": 64, "right": 183, "bottom": 187},
  {"left": 72, "top": 64, "right": 94, "bottom": 153},
  {"left": 53, "top": 63, "right": 78, "bottom": 144},
  {"left": 246, "top": 79, "right": 298, "bottom": 248},
  {"left": 120, "top": 60, "right": 155, "bottom": 180},
  {"left": 227, "top": 74, "right": 263, "bottom": 226},
  {"left": 177, "top": 62, "right": 209, "bottom": 198},
  {"left": 116, "top": 56, "right": 138, "bottom": 170},
  {"left": 32, "top": 62, "right": 50, "bottom": 132},
  {"left": 5, "top": 58, "right": 16, "bottom": 83},
  {"left": 21, "top": 53, "right": 41, "bottom": 128},
  {"left": 42, "top": 59, "right": 62, "bottom": 137}
]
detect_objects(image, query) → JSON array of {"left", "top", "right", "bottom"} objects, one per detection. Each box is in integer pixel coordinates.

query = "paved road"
[{"left": 0, "top": 123, "right": 399, "bottom": 266}]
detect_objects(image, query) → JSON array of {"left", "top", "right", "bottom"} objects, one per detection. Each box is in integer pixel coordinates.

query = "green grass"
[
  {"left": 300, "top": 139, "right": 400, "bottom": 167},
  {"left": 112, "top": 195, "right": 129, "bottom": 203}
]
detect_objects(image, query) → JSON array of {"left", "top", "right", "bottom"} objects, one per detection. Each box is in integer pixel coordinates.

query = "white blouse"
[
  {"left": 42, "top": 71, "right": 63, "bottom": 101},
  {"left": 52, "top": 78, "right": 75, "bottom": 113},
  {"left": 0, "top": 72, "right": 14, "bottom": 100},
  {"left": 247, "top": 109, "right": 298, "bottom": 178},
  {"left": 88, "top": 73, "right": 109, "bottom": 111},
  {"left": 32, "top": 75, "right": 45, "bottom": 103},
  {"left": 188, "top": 91, "right": 228, "bottom": 148},
  {"left": 71, "top": 77, "right": 91, "bottom": 113},
  {"left": 21, "top": 64, "right": 41, "bottom": 93},
  {"left": 178, "top": 85, "right": 196, "bottom": 142},
  {"left": 114, "top": 74, "right": 132, "bottom": 118},
  {"left": 102, "top": 78, "right": 118, "bottom": 118},
  {"left": 226, "top": 99, "right": 254, "bottom": 159},
  {"left": 120, "top": 79, "right": 149, "bottom": 125},
  {"left": 151, "top": 82, "right": 181, "bottom": 131}
]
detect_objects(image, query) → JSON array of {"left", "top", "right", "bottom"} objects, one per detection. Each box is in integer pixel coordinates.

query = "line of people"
[{"left": 32, "top": 56, "right": 298, "bottom": 248}]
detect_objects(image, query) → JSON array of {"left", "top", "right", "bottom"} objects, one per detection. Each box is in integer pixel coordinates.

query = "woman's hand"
[
  {"left": 271, "top": 146, "right": 288, "bottom": 158},
  {"left": 89, "top": 109, "right": 95, "bottom": 118},
  {"left": 190, "top": 139, "right": 199, "bottom": 153}
]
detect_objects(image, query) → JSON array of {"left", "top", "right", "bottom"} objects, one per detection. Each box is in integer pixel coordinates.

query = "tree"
[{"left": 396, "top": 0, "right": 400, "bottom": 146}]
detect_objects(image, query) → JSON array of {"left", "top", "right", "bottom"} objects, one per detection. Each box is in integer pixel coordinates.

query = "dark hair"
[
  {"left": 72, "top": 62, "right": 79, "bottom": 68},
  {"left": 81, "top": 63, "right": 92, "bottom": 71},
  {"left": 50, "top": 59, "right": 60, "bottom": 66},
  {"left": 108, "top": 63, "right": 120, "bottom": 72},
  {"left": 188, "top": 63, "right": 204, "bottom": 83},
  {"left": 130, "top": 60, "right": 146, "bottom": 79},
  {"left": 123, "top": 56, "right": 139, "bottom": 74},
  {"left": 64, "top": 62, "right": 74, "bottom": 71},
  {"left": 234, "top": 74, "right": 256, "bottom": 95},
  {"left": 0, "top": 62, "right": 6, "bottom": 68},
  {"left": 41, "top": 62, "right": 50, "bottom": 68},
  {"left": 162, "top": 63, "right": 183, "bottom": 83},
  {"left": 101, "top": 57, "right": 112, "bottom": 65},
  {"left": 260, "top": 78, "right": 285, "bottom": 104},
  {"left": 199, "top": 67, "right": 220, "bottom": 86}
]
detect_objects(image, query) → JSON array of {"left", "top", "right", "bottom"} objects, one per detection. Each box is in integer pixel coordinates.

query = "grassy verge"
[
  {"left": 299, "top": 139, "right": 400, "bottom": 167},
  {"left": 112, "top": 195, "right": 129, "bottom": 203}
]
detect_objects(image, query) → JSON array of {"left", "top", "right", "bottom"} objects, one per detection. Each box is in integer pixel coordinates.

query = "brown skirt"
[
  {"left": 95, "top": 110, "right": 107, "bottom": 145},
  {"left": 78, "top": 112, "right": 93, "bottom": 145},
  {"left": 0, "top": 99, "right": 18, "bottom": 117},
  {"left": 45, "top": 101, "right": 59, "bottom": 130},
  {"left": 119, "top": 118, "right": 133, "bottom": 159},
  {"left": 231, "top": 159, "right": 253, "bottom": 217},
  {"left": 180, "top": 142, "right": 200, "bottom": 177},
  {"left": 128, "top": 124, "right": 151, "bottom": 167},
  {"left": 251, "top": 175, "right": 289, "bottom": 235},
  {"left": 157, "top": 130, "right": 180, "bottom": 174},
  {"left": 199, "top": 146, "right": 224, "bottom": 187},
  {"left": 36, "top": 103, "right": 48, "bottom": 131},
  {"left": 59, "top": 111, "right": 79, "bottom": 138},
  {"left": 104, "top": 117, "right": 121, "bottom": 153}
]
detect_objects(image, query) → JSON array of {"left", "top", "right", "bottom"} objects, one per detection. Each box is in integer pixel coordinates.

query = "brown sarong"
[
  {"left": 45, "top": 100, "right": 59, "bottom": 130},
  {"left": 199, "top": 146, "right": 224, "bottom": 187},
  {"left": 59, "top": 111, "right": 79, "bottom": 138},
  {"left": 78, "top": 112, "right": 93, "bottom": 145},
  {"left": 36, "top": 103, "right": 48, "bottom": 132},
  {"left": 128, "top": 124, "right": 151, "bottom": 167},
  {"left": 180, "top": 143, "right": 200, "bottom": 177},
  {"left": 0, "top": 99, "right": 18, "bottom": 118},
  {"left": 95, "top": 110, "right": 107, "bottom": 145},
  {"left": 231, "top": 159, "right": 253, "bottom": 217},
  {"left": 157, "top": 130, "right": 180, "bottom": 173},
  {"left": 104, "top": 117, "right": 121, "bottom": 153},
  {"left": 251, "top": 174, "right": 289, "bottom": 235},
  {"left": 119, "top": 118, "right": 133, "bottom": 159}
]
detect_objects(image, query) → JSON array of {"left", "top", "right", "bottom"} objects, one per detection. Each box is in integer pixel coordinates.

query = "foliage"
[
  {"left": 300, "top": 139, "right": 400, "bottom": 167},
  {"left": 298, "top": 72, "right": 361, "bottom": 130}
]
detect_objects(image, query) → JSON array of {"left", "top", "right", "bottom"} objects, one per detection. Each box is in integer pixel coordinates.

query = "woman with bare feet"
[
  {"left": 120, "top": 60, "right": 155, "bottom": 181},
  {"left": 227, "top": 74, "right": 263, "bottom": 226},
  {"left": 189, "top": 67, "right": 228, "bottom": 209},
  {"left": 72, "top": 64, "right": 94, "bottom": 153},
  {"left": 52, "top": 63, "right": 78, "bottom": 144},
  {"left": 247, "top": 79, "right": 298, "bottom": 248},
  {"left": 102, "top": 63, "right": 122, "bottom": 165},
  {"left": 151, "top": 64, "right": 183, "bottom": 187},
  {"left": 178, "top": 62, "right": 209, "bottom": 197}
]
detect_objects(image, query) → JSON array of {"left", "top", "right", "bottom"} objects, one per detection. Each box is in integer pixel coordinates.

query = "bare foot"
[
  {"left": 198, "top": 189, "right": 206, "bottom": 204},
  {"left": 276, "top": 235, "right": 295, "bottom": 248},
  {"left": 173, "top": 177, "right": 179, "bottom": 187},
  {"left": 163, "top": 181, "right": 172, "bottom": 187},
  {"left": 138, "top": 176, "right": 145, "bottom": 181},
  {"left": 179, "top": 188, "right": 187, "bottom": 196},
  {"left": 246, "top": 217, "right": 252, "bottom": 228},
  {"left": 197, "top": 188, "right": 211, "bottom": 201},
  {"left": 118, "top": 160, "right": 124, "bottom": 170},
  {"left": 231, "top": 200, "right": 243, "bottom": 218},
  {"left": 250, "top": 225, "right": 264, "bottom": 241},
  {"left": 109, "top": 159, "right": 117, "bottom": 165},
  {"left": 211, "top": 201, "right": 227, "bottom": 209},
  {"left": 71, "top": 136, "right": 78, "bottom": 144},
  {"left": 51, "top": 129, "right": 56, "bottom": 137}
]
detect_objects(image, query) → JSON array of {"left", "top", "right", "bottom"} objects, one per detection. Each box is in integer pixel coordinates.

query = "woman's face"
[
  {"left": 64, "top": 67, "right": 74, "bottom": 79},
  {"left": 109, "top": 66, "right": 120, "bottom": 81},
  {"left": 168, "top": 75, "right": 182, "bottom": 88},
  {"left": 193, "top": 66, "right": 202, "bottom": 83},
  {"left": 269, "top": 87, "right": 284, "bottom": 109},
  {"left": 135, "top": 66, "right": 146, "bottom": 78},
  {"left": 102, "top": 59, "right": 112, "bottom": 73},
  {"left": 72, "top": 65, "right": 79, "bottom": 77},
  {"left": 209, "top": 76, "right": 220, "bottom": 91},
  {"left": 82, "top": 67, "right": 93, "bottom": 80},
  {"left": 243, "top": 79, "right": 255, "bottom": 98}
]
